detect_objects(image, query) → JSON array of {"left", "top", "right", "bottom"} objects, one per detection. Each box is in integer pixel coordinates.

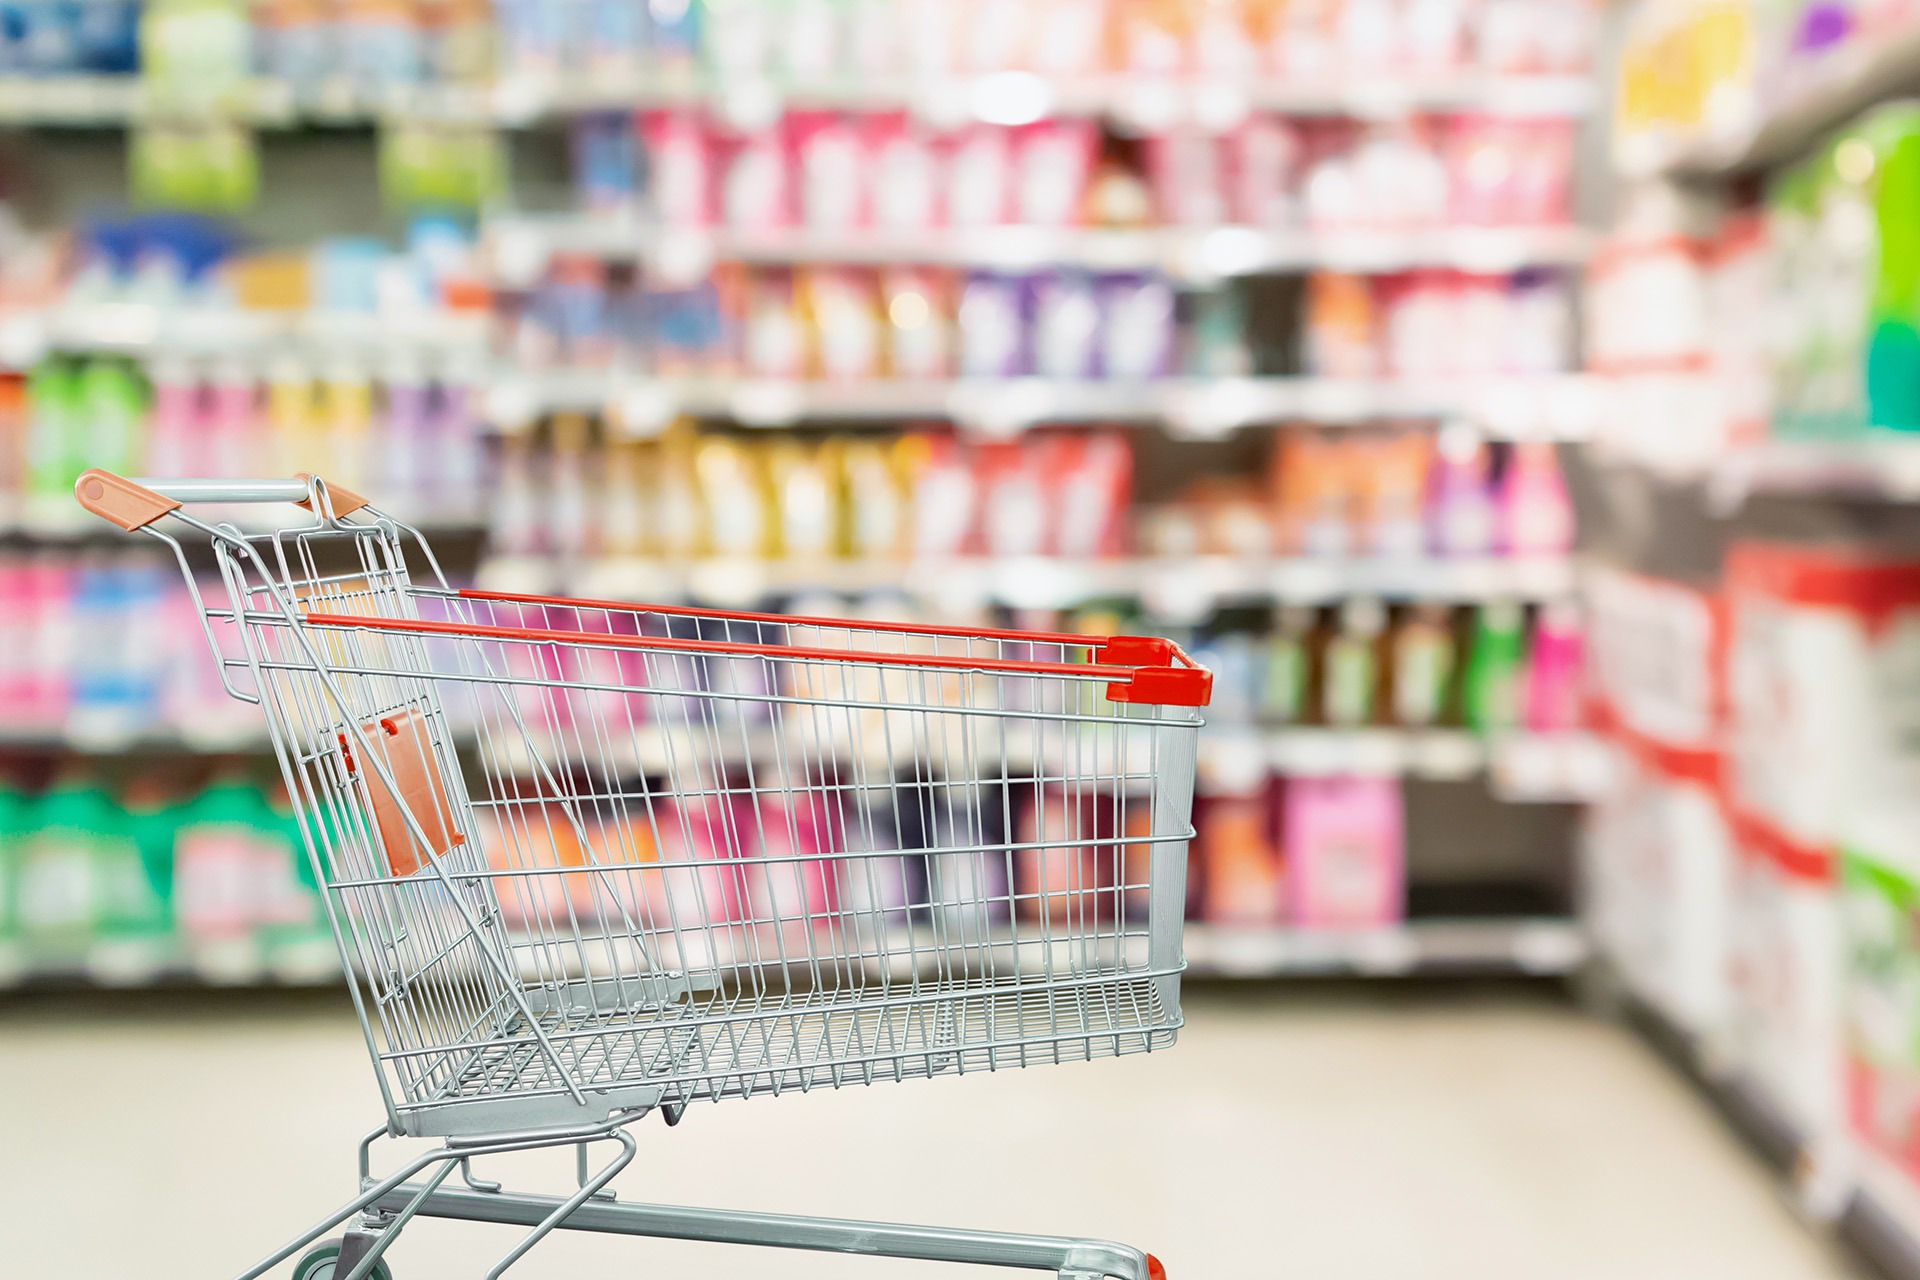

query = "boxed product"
[
  {"left": 1726, "top": 808, "right": 1846, "bottom": 1147},
  {"left": 1724, "top": 541, "right": 1920, "bottom": 850},
  {"left": 1583, "top": 731, "right": 1733, "bottom": 1038},
  {"left": 1842, "top": 801, "right": 1920, "bottom": 1179},
  {"left": 1585, "top": 564, "right": 1726, "bottom": 752}
]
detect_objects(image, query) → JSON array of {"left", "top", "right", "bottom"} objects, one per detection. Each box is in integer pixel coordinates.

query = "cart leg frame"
[{"left": 365, "top": 1174, "right": 1158, "bottom": 1280}]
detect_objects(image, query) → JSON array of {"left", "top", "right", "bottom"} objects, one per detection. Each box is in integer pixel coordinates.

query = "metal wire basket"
[{"left": 78, "top": 469, "right": 1209, "bottom": 1280}]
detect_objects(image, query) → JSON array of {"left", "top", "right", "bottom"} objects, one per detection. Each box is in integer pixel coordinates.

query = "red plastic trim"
[{"left": 305, "top": 612, "right": 1214, "bottom": 706}]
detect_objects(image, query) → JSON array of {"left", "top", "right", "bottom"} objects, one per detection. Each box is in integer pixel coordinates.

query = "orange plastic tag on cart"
[{"left": 338, "top": 706, "right": 466, "bottom": 877}]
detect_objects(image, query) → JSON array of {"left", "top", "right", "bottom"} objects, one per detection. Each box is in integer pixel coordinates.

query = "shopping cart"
[{"left": 76, "top": 469, "right": 1210, "bottom": 1280}]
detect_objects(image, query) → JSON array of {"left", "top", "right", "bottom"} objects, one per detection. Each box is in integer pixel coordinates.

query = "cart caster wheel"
[
  {"left": 1147, "top": 1253, "right": 1166, "bottom": 1280},
  {"left": 292, "top": 1238, "right": 393, "bottom": 1280}
]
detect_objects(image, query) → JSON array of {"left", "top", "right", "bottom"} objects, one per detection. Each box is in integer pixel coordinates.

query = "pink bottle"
[
  {"left": 144, "top": 358, "right": 200, "bottom": 478},
  {"left": 1426, "top": 425, "right": 1497, "bottom": 557},
  {"left": 205, "top": 359, "right": 261, "bottom": 479},
  {"left": 1524, "top": 601, "right": 1585, "bottom": 732},
  {"left": 1499, "top": 441, "right": 1575, "bottom": 557},
  {"left": 1284, "top": 776, "right": 1405, "bottom": 929}
]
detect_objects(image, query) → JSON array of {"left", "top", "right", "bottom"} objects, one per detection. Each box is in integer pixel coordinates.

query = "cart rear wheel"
[
  {"left": 1146, "top": 1253, "right": 1166, "bottom": 1280},
  {"left": 292, "top": 1238, "right": 393, "bottom": 1280}
]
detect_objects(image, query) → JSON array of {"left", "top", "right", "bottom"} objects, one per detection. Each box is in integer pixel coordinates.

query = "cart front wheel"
[{"left": 292, "top": 1238, "right": 393, "bottom": 1280}]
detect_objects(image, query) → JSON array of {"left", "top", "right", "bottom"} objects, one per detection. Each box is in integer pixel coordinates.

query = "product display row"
[
  {"left": 1588, "top": 100, "right": 1920, "bottom": 472},
  {"left": 0, "top": 355, "right": 487, "bottom": 529},
  {"left": 556, "top": 110, "right": 1578, "bottom": 233},
  {"left": 485, "top": 422, "right": 1574, "bottom": 564},
  {"left": 503, "top": 262, "right": 1576, "bottom": 383}
]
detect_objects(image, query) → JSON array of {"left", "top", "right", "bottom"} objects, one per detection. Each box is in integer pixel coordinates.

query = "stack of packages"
[{"left": 1587, "top": 542, "right": 1920, "bottom": 1185}]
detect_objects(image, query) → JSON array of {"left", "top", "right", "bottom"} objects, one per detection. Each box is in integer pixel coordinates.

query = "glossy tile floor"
[{"left": 0, "top": 984, "right": 1866, "bottom": 1279}]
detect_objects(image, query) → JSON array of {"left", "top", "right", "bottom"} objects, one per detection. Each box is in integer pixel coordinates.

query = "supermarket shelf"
[
  {"left": 485, "top": 371, "right": 1605, "bottom": 439},
  {"left": 491, "top": 69, "right": 1596, "bottom": 127},
  {"left": 1199, "top": 728, "right": 1608, "bottom": 798},
  {"left": 0, "top": 75, "right": 494, "bottom": 127},
  {"left": 1183, "top": 917, "right": 1588, "bottom": 977},
  {"left": 0, "top": 303, "right": 490, "bottom": 370},
  {"left": 0, "top": 70, "right": 1597, "bottom": 131},
  {"left": 0, "top": 917, "right": 1586, "bottom": 992},
  {"left": 485, "top": 553, "right": 1578, "bottom": 612},
  {"left": 485, "top": 216, "right": 1594, "bottom": 286},
  {"left": 1617, "top": 23, "right": 1920, "bottom": 179}
]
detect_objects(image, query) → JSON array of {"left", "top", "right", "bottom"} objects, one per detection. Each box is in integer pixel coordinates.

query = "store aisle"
[{"left": 0, "top": 985, "right": 1859, "bottom": 1280}]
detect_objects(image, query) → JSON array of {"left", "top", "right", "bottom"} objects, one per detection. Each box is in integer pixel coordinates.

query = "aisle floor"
[{"left": 0, "top": 983, "right": 1865, "bottom": 1279}]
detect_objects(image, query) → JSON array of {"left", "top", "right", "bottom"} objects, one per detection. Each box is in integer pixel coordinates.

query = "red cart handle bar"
[{"left": 303, "top": 612, "right": 1213, "bottom": 708}]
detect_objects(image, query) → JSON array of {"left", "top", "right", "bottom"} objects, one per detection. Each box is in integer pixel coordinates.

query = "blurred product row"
[
  {"left": 487, "top": 423, "right": 1574, "bottom": 563},
  {"left": 505, "top": 262, "right": 1577, "bottom": 382},
  {"left": 554, "top": 110, "right": 1577, "bottom": 233},
  {"left": 0, "top": 545, "right": 1581, "bottom": 747},
  {"left": 0, "top": 760, "right": 1446, "bottom": 987},
  {"left": 19, "top": 0, "right": 1595, "bottom": 96},
  {"left": 1595, "top": 36, "right": 1920, "bottom": 472}
]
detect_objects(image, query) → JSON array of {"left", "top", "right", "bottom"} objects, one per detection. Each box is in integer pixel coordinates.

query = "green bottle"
[
  {"left": 0, "top": 778, "right": 25, "bottom": 973},
  {"left": 1462, "top": 602, "right": 1528, "bottom": 733},
  {"left": 16, "top": 772, "right": 125, "bottom": 949},
  {"left": 25, "top": 358, "right": 82, "bottom": 497},
  {"left": 113, "top": 776, "right": 178, "bottom": 945},
  {"left": 78, "top": 358, "right": 148, "bottom": 483},
  {"left": 1259, "top": 606, "right": 1314, "bottom": 725}
]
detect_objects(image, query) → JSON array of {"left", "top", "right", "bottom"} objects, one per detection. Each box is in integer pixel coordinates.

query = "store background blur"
[{"left": 8, "top": 0, "right": 1920, "bottom": 1277}]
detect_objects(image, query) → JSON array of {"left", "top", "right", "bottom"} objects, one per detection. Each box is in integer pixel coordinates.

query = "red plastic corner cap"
[{"left": 1100, "top": 635, "right": 1213, "bottom": 707}]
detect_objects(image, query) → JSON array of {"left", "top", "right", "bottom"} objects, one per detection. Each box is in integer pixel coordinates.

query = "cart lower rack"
[{"left": 77, "top": 469, "right": 1210, "bottom": 1280}]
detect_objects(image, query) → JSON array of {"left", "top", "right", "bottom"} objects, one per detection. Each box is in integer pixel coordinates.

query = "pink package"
[
  {"left": 1284, "top": 776, "right": 1405, "bottom": 929},
  {"left": 790, "top": 111, "right": 868, "bottom": 231},
  {"left": 1147, "top": 129, "right": 1229, "bottom": 226},
  {"left": 719, "top": 125, "right": 792, "bottom": 231},
  {"left": 1351, "top": 121, "right": 1447, "bottom": 229},
  {"left": 866, "top": 113, "right": 944, "bottom": 230},
  {"left": 1229, "top": 116, "right": 1304, "bottom": 226},
  {"left": 640, "top": 110, "right": 716, "bottom": 228},
  {"left": 946, "top": 125, "right": 1014, "bottom": 227},
  {"left": 1012, "top": 120, "right": 1097, "bottom": 227}
]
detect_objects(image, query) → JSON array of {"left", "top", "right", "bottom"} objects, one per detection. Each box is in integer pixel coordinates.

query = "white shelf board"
[
  {"left": 485, "top": 216, "right": 1593, "bottom": 286},
  {"left": 484, "top": 371, "right": 1604, "bottom": 439},
  {"left": 1183, "top": 917, "right": 1588, "bottom": 977}
]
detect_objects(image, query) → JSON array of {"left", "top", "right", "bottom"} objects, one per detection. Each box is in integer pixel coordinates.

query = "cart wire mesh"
[{"left": 204, "top": 513, "right": 1204, "bottom": 1137}]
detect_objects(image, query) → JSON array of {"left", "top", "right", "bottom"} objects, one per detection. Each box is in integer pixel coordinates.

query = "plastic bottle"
[
  {"left": 1461, "top": 601, "right": 1528, "bottom": 732},
  {"left": 1259, "top": 605, "right": 1315, "bottom": 725},
  {"left": 1524, "top": 600, "right": 1585, "bottom": 732},
  {"left": 1391, "top": 603, "right": 1457, "bottom": 728},
  {"left": 1499, "top": 441, "right": 1575, "bottom": 557},
  {"left": 25, "top": 358, "right": 82, "bottom": 500},
  {"left": 1427, "top": 423, "right": 1498, "bottom": 558},
  {"left": 1322, "top": 598, "right": 1386, "bottom": 727},
  {"left": 145, "top": 357, "right": 201, "bottom": 480}
]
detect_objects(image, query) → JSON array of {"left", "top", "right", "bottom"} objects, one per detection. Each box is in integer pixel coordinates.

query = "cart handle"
[
  {"left": 305, "top": 611, "right": 1214, "bottom": 707},
  {"left": 74, "top": 469, "right": 371, "bottom": 528}
]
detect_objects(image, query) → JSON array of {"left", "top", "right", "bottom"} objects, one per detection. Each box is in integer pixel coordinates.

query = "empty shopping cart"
[{"left": 76, "top": 469, "right": 1210, "bottom": 1280}]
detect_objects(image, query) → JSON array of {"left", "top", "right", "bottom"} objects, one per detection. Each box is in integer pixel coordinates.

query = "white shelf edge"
[
  {"left": 483, "top": 372, "right": 1604, "bottom": 438},
  {"left": 1183, "top": 917, "right": 1588, "bottom": 977}
]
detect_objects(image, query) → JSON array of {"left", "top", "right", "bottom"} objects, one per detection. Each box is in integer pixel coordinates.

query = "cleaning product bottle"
[
  {"left": 79, "top": 357, "right": 147, "bottom": 484},
  {"left": 144, "top": 356, "right": 200, "bottom": 479},
  {"left": 1462, "top": 601, "right": 1528, "bottom": 732},
  {"left": 1322, "top": 597, "right": 1386, "bottom": 727},
  {"left": 1499, "top": 441, "right": 1575, "bottom": 556},
  {"left": 1427, "top": 423, "right": 1497, "bottom": 557},
  {"left": 1259, "top": 604, "right": 1315, "bottom": 725},
  {"left": 1391, "top": 603, "right": 1456, "bottom": 728},
  {"left": 1524, "top": 600, "right": 1585, "bottom": 732},
  {"left": 25, "top": 357, "right": 82, "bottom": 503}
]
